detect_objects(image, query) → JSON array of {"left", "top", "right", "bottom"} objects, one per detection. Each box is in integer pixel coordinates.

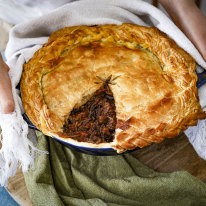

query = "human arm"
[
  {"left": 0, "top": 54, "right": 14, "bottom": 114},
  {"left": 159, "top": 0, "right": 206, "bottom": 61}
]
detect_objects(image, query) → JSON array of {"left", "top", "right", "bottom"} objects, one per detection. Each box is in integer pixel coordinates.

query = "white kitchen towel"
[
  {"left": 0, "top": 0, "right": 206, "bottom": 186},
  {"left": 0, "top": 0, "right": 74, "bottom": 24}
]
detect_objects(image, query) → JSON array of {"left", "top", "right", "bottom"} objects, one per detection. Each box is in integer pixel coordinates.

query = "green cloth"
[{"left": 24, "top": 131, "right": 206, "bottom": 206}]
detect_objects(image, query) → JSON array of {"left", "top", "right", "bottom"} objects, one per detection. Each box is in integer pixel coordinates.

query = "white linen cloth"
[{"left": 0, "top": 0, "right": 206, "bottom": 186}]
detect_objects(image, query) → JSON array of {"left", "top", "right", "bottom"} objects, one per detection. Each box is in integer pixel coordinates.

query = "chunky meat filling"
[{"left": 63, "top": 84, "right": 116, "bottom": 143}]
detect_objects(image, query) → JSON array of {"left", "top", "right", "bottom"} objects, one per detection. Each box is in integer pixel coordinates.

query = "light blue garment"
[
  {"left": 1, "top": 51, "right": 6, "bottom": 61},
  {"left": 0, "top": 187, "right": 19, "bottom": 206}
]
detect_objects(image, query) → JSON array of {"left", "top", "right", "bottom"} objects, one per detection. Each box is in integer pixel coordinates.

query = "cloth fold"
[
  {"left": 0, "top": 0, "right": 206, "bottom": 186},
  {"left": 24, "top": 131, "right": 206, "bottom": 206}
]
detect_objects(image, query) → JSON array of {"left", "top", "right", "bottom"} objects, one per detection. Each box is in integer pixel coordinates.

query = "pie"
[{"left": 20, "top": 23, "right": 206, "bottom": 153}]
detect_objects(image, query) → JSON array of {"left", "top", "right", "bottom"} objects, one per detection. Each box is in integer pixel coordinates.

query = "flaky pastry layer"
[{"left": 21, "top": 24, "right": 206, "bottom": 153}]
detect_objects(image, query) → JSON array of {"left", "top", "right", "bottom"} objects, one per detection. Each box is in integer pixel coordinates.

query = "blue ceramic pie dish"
[{"left": 22, "top": 69, "right": 206, "bottom": 156}]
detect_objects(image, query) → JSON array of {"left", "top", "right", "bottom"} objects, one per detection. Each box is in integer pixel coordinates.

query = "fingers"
[{"left": 0, "top": 55, "right": 15, "bottom": 114}]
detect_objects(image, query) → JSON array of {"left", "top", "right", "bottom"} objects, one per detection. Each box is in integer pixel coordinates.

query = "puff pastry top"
[{"left": 21, "top": 23, "right": 206, "bottom": 153}]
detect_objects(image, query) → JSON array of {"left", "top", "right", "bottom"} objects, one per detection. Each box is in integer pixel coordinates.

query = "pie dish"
[{"left": 20, "top": 23, "right": 206, "bottom": 153}]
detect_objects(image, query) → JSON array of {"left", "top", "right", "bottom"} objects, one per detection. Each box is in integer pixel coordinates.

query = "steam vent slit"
[{"left": 63, "top": 83, "right": 117, "bottom": 143}]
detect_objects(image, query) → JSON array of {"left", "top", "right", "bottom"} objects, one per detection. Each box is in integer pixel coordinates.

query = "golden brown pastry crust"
[{"left": 21, "top": 23, "right": 206, "bottom": 153}]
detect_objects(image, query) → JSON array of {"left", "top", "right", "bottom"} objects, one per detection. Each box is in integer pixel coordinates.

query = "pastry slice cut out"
[{"left": 63, "top": 81, "right": 116, "bottom": 144}]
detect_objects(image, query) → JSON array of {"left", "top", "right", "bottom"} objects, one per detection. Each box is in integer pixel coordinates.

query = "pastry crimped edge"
[{"left": 21, "top": 23, "right": 206, "bottom": 153}]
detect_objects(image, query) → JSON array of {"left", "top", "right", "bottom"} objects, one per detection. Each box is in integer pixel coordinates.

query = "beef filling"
[{"left": 63, "top": 84, "right": 116, "bottom": 143}]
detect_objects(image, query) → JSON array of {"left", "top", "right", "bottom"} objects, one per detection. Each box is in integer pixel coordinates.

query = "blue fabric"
[
  {"left": 0, "top": 187, "right": 19, "bottom": 206},
  {"left": 1, "top": 51, "right": 6, "bottom": 61}
]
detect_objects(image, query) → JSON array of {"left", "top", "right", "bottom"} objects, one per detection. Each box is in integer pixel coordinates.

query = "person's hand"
[
  {"left": 159, "top": 0, "right": 206, "bottom": 61},
  {"left": 0, "top": 54, "right": 15, "bottom": 114}
]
